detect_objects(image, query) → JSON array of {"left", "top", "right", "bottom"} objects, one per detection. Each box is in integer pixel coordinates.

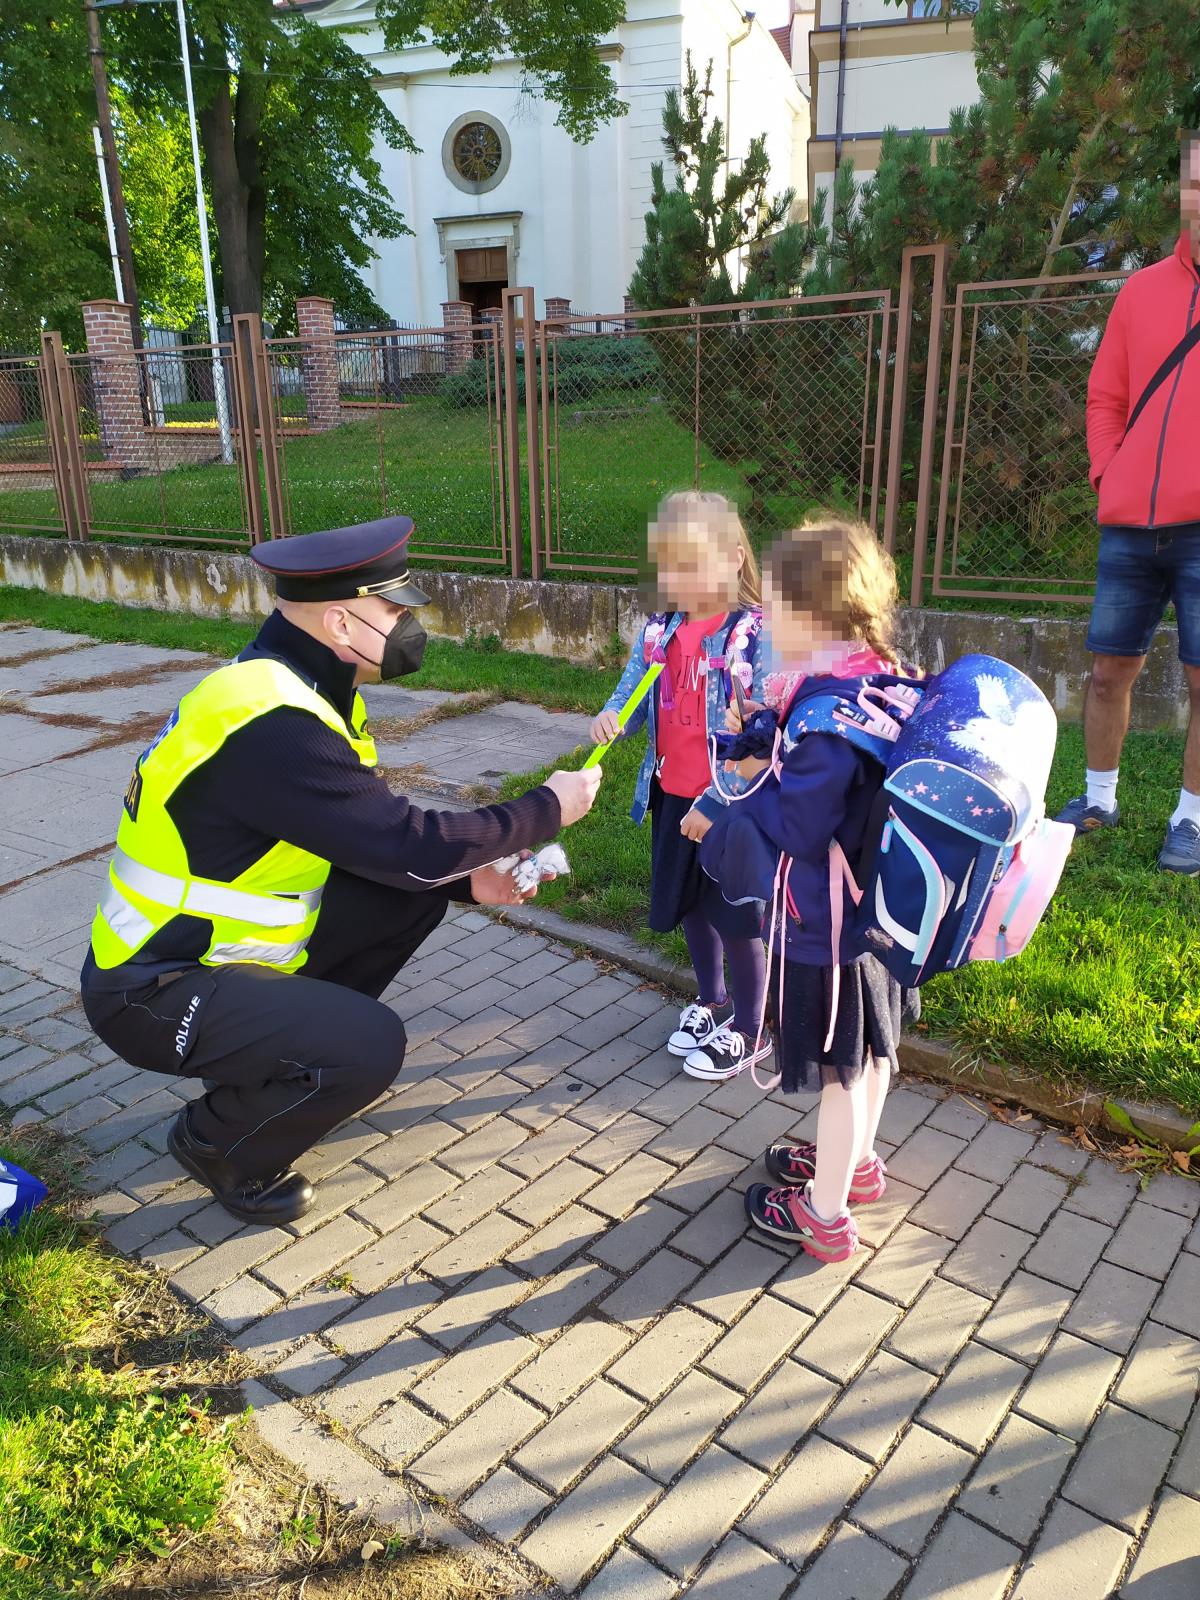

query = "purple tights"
[{"left": 681, "top": 908, "right": 766, "bottom": 1037}]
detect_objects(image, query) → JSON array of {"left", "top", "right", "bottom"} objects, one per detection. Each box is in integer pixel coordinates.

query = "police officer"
[{"left": 80, "top": 517, "right": 601, "bottom": 1225}]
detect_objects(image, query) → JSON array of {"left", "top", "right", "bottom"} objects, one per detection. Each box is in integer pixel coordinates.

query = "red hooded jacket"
[{"left": 1088, "top": 233, "right": 1200, "bottom": 530}]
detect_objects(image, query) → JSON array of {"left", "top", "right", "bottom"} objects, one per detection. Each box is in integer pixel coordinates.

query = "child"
[
  {"left": 709, "top": 516, "right": 910, "bottom": 1262},
  {"left": 589, "top": 491, "right": 771, "bottom": 1080}
]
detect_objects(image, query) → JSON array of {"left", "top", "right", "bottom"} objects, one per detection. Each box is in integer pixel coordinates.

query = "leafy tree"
[
  {"left": 856, "top": 0, "right": 1200, "bottom": 285},
  {"left": 115, "top": 90, "right": 205, "bottom": 329},
  {"left": 0, "top": 0, "right": 628, "bottom": 346},
  {"left": 0, "top": 3, "right": 108, "bottom": 348}
]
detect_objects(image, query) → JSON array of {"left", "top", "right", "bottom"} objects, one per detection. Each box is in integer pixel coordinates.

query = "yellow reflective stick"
[{"left": 583, "top": 660, "right": 664, "bottom": 769}]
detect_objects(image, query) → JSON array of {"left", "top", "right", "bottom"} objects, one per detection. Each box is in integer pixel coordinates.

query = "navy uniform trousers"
[{"left": 82, "top": 869, "right": 448, "bottom": 1181}]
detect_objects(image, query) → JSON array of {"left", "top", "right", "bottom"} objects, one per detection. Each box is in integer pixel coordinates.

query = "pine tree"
[{"left": 629, "top": 54, "right": 802, "bottom": 311}]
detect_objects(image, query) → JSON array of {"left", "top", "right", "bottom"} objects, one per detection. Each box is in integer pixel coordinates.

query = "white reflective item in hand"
[{"left": 494, "top": 844, "right": 571, "bottom": 892}]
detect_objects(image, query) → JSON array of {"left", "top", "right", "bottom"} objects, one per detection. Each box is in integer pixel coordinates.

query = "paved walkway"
[{"left": 0, "top": 623, "right": 1197, "bottom": 1600}]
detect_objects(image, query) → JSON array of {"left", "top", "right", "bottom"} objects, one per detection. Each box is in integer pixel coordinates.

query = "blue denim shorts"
[{"left": 1087, "top": 524, "right": 1200, "bottom": 665}]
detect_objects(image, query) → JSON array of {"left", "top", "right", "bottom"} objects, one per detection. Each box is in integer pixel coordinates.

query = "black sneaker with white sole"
[
  {"left": 683, "top": 1024, "right": 774, "bottom": 1081},
  {"left": 667, "top": 999, "right": 734, "bottom": 1057}
]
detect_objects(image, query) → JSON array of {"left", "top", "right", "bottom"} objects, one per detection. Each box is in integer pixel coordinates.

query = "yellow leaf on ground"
[{"left": 361, "top": 1539, "right": 385, "bottom": 1562}]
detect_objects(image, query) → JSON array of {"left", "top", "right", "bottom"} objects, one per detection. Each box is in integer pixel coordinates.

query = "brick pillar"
[
  {"left": 479, "top": 308, "right": 503, "bottom": 330},
  {"left": 442, "top": 300, "right": 474, "bottom": 374},
  {"left": 82, "top": 299, "right": 144, "bottom": 466},
  {"left": 545, "top": 296, "right": 571, "bottom": 324},
  {"left": 296, "top": 296, "right": 340, "bottom": 431},
  {"left": 623, "top": 293, "right": 639, "bottom": 333}
]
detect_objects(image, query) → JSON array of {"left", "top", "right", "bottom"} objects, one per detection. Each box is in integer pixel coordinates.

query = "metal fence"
[
  {"left": 261, "top": 320, "right": 512, "bottom": 568},
  {"left": 1, "top": 261, "right": 1135, "bottom": 604},
  {"left": 534, "top": 292, "right": 892, "bottom": 577},
  {"left": 928, "top": 270, "right": 1131, "bottom": 605}
]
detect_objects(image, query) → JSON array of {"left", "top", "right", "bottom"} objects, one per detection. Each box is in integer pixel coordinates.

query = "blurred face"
[
  {"left": 652, "top": 526, "right": 745, "bottom": 615},
  {"left": 763, "top": 571, "right": 846, "bottom": 673},
  {"left": 1184, "top": 136, "right": 1200, "bottom": 260}
]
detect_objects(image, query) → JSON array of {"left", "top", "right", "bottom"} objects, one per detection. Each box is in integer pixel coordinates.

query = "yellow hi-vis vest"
[{"left": 89, "top": 656, "right": 377, "bottom": 973}]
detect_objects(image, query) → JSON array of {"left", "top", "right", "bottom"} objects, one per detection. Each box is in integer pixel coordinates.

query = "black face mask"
[{"left": 346, "top": 607, "right": 427, "bottom": 680}]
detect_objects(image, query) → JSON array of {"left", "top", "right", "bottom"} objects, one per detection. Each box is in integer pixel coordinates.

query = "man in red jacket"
[{"left": 1056, "top": 134, "right": 1200, "bottom": 874}]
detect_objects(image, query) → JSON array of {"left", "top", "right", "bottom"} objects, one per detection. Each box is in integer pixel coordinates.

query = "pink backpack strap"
[
  {"left": 824, "top": 841, "right": 864, "bottom": 1054},
  {"left": 750, "top": 853, "right": 786, "bottom": 1093}
]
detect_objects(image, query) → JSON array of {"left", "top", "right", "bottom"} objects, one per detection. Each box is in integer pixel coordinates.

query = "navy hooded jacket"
[{"left": 701, "top": 708, "right": 886, "bottom": 966}]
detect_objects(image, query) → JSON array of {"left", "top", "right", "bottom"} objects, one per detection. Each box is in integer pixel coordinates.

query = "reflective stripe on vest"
[
  {"left": 110, "top": 847, "right": 325, "bottom": 928},
  {"left": 89, "top": 656, "right": 376, "bottom": 974}
]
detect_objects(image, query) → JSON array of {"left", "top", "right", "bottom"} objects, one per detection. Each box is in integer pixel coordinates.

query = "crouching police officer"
[{"left": 80, "top": 517, "right": 601, "bottom": 1226}]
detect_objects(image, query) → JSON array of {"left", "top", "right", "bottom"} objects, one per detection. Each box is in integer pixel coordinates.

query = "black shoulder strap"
[{"left": 1123, "top": 317, "right": 1200, "bottom": 441}]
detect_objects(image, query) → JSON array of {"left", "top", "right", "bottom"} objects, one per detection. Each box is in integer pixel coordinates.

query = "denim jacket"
[{"left": 602, "top": 608, "right": 766, "bottom": 826}]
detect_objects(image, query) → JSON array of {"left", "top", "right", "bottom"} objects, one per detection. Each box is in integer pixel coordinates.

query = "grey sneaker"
[
  {"left": 1054, "top": 795, "right": 1119, "bottom": 835},
  {"left": 1158, "top": 819, "right": 1200, "bottom": 875}
]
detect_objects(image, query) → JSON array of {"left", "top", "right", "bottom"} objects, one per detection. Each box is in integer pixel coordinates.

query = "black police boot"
[{"left": 168, "top": 1108, "right": 313, "bottom": 1226}]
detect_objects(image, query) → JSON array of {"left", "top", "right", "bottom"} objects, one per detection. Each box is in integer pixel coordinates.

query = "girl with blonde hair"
[
  {"left": 590, "top": 491, "right": 771, "bottom": 1078},
  {"left": 709, "top": 514, "right": 914, "bottom": 1262}
]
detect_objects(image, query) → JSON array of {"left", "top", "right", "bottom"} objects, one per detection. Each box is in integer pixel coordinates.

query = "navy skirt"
[
  {"left": 772, "top": 954, "right": 919, "bottom": 1095},
  {"left": 648, "top": 783, "right": 762, "bottom": 940}
]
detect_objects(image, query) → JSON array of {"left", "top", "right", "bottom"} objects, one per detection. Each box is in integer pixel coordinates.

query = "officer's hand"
[
  {"left": 471, "top": 859, "right": 538, "bottom": 905},
  {"left": 546, "top": 767, "right": 602, "bottom": 826},
  {"left": 590, "top": 710, "right": 621, "bottom": 745}
]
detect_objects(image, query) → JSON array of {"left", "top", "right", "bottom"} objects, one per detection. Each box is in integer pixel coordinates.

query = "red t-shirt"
[{"left": 656, "top": 613, "right": 726, "bottom": 799}]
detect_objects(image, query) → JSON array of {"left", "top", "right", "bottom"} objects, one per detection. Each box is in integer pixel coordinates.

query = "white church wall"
[{"left": 318, "top": 0, "right": 803, "bottom": 323}]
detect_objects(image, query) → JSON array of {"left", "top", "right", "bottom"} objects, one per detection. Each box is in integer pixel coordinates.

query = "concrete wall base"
[{"left": 0, "top": 534, "right": 1188, "bottom": 730}]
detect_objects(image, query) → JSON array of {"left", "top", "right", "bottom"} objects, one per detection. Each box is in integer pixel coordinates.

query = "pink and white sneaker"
[
  {"left": 764, "top": 1142, "right": 887, "bottom": 1204},
  {"left": 744, "top": 1181, "right": 860, "bottom": 1262}
]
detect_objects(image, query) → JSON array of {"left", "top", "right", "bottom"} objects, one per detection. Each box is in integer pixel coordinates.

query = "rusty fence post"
[
  {"left": 908, "top": 243, "right": 950, "bottom": 610},
  {"left": 500, "top": 289, "right": 525, "bottom": 578},
  {"left": 515, "top": 288, "right": 543, "bottom": 581},
  {"left": 233, "top": 314, "right": 288, "bottom": 542},
  {"left": 881, "top": 242, "right": 951, "bottom": 608},
  {"left": 40, "top": 333, "right": 89, "bottom": 540}
]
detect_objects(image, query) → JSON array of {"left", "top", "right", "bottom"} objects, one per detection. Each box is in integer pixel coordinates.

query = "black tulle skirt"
[{"left": 772, "top": 953, "right": 917, "bottom": 1095}]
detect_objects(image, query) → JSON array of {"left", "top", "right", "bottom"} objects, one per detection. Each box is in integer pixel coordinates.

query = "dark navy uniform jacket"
[{"left": 81, "top": 612, "right": 560, "bottom": 993}]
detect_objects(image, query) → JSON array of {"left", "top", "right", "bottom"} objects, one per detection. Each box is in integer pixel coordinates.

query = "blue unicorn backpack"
[
  {"left": 0, "top": 1156, "right": 48, "bottom": 1231},
  {"left": 853, "top": 656, "right": 1072, "bottom": 984},
  {"left": 782, "top": 654, "right": 1073, "bottom": 990}
]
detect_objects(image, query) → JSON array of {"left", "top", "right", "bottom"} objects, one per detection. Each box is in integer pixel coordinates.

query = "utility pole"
[{"left": 84, "top": 1, "right": 143, "bottom": 346}]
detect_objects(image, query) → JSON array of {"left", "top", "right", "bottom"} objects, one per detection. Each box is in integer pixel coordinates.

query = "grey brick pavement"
[{"left": 1, "top": 626, "right": 1198, "bottom": 1597}]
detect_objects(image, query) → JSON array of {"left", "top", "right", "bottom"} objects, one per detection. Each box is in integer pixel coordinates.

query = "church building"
[{"left": 310, "top": 0, "right": 808, "bottom": 327}]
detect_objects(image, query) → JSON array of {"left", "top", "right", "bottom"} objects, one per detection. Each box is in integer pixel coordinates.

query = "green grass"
[
  {"left": 0, "top": 1139, "right": 231, "bottom": 1599},
  {"left": 0, "top": 390, "right": 833, "bottom": 566},
  {"left": 0, "top": 583, "right": 612, "bottom": 712},
  {"left": 504, "top": 724, "right": 1200, "bottom": 1117}
]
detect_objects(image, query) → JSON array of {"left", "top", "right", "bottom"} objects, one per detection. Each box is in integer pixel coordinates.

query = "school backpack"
[
  {"left": 0, "top": 1156, "right": 48, "bottom": 1233},
  {"left": 785, "top": 655, "right": 1074, "bottom": 996}
]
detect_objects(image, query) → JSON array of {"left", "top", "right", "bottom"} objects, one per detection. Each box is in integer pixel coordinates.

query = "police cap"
[{"left": 251, "top": 516, "right": 430, "bottom": 606}]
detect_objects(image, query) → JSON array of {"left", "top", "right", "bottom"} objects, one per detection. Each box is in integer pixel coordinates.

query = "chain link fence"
[
  {"left": 535, "top": 294, "right": 891, "bottom": 576},
  {"left": 931, "top": 274, "right": 1130, "bottom": 603},
  {"left": 0, "top": 269, "right": 1141, "bottom": 607},
  {"left": 263, "top": 325, "right": 511, "bottom": 567},
  {"left": 62, "top": 344, "right": 250, "bottom": 546},
  {"left": 0, "top": 356, "right": 65, "bottom": 536}
]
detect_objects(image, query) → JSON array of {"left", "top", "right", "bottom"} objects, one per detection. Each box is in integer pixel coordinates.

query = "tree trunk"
[
  {"left": 193, "top": 29, "right": 267, "bottom": 318},
  {"left": 234, "top": 59, "right": 268, "bottom": 316}
]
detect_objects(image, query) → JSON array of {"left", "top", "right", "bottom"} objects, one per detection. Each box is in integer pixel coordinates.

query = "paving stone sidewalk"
[{"left": 1, "top": 623, "right": 1198, "bottom": 1600}]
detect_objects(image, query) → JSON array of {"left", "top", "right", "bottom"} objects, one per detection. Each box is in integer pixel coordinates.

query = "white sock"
[
  {"left": 1170, "top": 789, "right": 1200, "bottom": 829},
  {"left": 1085, "top": 768, "right": 1119, "bottom": 812}
]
